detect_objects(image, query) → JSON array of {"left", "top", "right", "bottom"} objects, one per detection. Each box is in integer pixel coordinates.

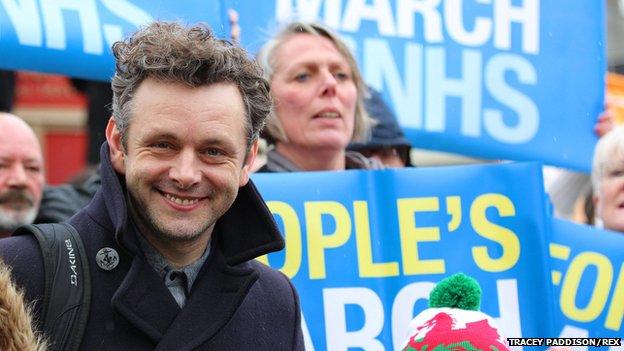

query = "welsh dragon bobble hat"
[{"left": 402, "top": 273, "right": 511, "bottom": 351}]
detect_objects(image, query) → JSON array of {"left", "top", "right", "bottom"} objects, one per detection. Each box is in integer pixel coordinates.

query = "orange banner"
[{"left": 606, "top": 72, "right": 624, "bottom": 124}]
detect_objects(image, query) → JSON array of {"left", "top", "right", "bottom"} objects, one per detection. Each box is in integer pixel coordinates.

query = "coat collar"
[
  {"left": 90, "top": 142, "right": 284, "bottom": 346},
  {"left": 88, "top": 142, "right": 285, "bottom": 264},
  {"left": 111, "top": 242, "right": 259, "bottom": 348}
]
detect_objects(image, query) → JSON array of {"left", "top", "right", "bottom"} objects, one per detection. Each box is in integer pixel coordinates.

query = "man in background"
[
  {"left": 0, "top": 113, "right": 44, "bottom": 237},
  {"left": 0, "top": 70, "right": 16, "bottom": 112},
  {"left": 348, "top": 88, "right": 412, "bottom": 167}
]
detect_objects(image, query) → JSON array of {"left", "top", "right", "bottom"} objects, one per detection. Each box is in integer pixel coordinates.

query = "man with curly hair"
[{"left": 0, "top": 22, "right": 304, "bottom": 350}]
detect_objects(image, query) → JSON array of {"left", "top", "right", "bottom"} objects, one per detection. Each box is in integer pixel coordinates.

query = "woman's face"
[
  {"left": 595, "top": 153, "right": 624, "bottom": 233},
  {"left": 270, "top": 33, "right": 357, "bottom": 151}
]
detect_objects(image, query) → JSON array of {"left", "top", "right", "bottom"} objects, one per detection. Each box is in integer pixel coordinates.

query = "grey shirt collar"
[{"left": 134, "top": 223, "right": 211, "bottom": 295}]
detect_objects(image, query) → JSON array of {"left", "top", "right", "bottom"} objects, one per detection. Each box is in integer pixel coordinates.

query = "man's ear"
[
  {"left": 105, "top": 117, "right": 126, "bottom": 174},
  {"left": 239, "top": 139, "right": 259, "bottom": 187}
]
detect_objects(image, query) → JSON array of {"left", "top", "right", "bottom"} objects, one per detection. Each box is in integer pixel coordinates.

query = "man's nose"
[
  {"left": 6, "top": 163, "right": 28, "bottom": 188},
  {"left": 169, "top": 150, "right": 201, "bottom": 189}
]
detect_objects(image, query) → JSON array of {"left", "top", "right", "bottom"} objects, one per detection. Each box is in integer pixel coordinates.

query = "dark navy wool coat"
[{"left": 0, "top": 144, "right": 304, "bottom": 350}]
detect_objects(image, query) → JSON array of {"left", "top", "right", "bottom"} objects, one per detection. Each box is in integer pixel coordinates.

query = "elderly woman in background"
[
  {"left": 256, "top": 22, "right": 378, "bottom": 172},
  {"left": 591, "top": 125, "right": 624, "bottom": 232}
]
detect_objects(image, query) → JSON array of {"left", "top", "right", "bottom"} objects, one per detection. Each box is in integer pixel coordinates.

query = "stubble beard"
[{"left": 127, "top": 189, "right": 215, "bottom": 244}]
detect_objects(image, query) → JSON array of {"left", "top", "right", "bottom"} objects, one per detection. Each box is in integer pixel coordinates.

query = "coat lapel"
[
  {"left": 154, "top": 248, "right": 259, "bottom": 351},
  {"left": 111, "top": 256, "right": 181, "bottom": 343},
  {"left": 93, "top": 144, "right": 283, "bottom": 348}
]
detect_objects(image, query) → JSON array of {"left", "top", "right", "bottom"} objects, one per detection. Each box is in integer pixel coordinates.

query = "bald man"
[{"left": 0, "top": 113, "right": 44, "bottom": 237}]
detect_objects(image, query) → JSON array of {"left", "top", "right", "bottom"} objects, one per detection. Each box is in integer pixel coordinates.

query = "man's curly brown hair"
[{"left": 111, "top": 21, "right": 271, "bottom": 150}]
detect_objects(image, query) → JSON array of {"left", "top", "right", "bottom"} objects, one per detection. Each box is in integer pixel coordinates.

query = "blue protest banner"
[
  {"left": 252, "top": 162, "right": 554, "bottom": 351},
  {"left": 550, "top": 219, "right": 624, "bottom": 341},
  {"left": 227, "top": 0, "right": 604, "bottom": 171},
  {"left": 0, "top": 1, "right": 605, "bottom": 170},
  {"left": 0, "top": 0, "right": 227, "bottom": 80}
]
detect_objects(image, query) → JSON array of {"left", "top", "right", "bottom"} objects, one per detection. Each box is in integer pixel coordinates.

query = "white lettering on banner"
[
  {"left": 493, "top": 279, "right": 522, "bottom": 338},
  {"left": 276, "top": 0, "right": 542, "bottom": 144},
  {"left": 0, "top": 0, "right": 152, "bottom": 54},
  {"left": 364, "top": 40, "right": 539, "bottom": 143},
  {"left": 100, "top": 0, "right": 153, "bottom": 49},
  {"left": 391, "top": 282, "right": 435, "bottom": 351},
  {"left": 323, "top": 287, "right": 385, "bottom": 351},
  {"left": 397, "top": 0, "right": 443, "bottom": 41},
  {"left": 0, "top": 0, "right": 42, "bottom": 46},
  {"left": 40, "top": 0, "right": 102, "bottom": 53},
  {"left": 276, "top": 0, "right": 322, "bottom": 22},
  {"left": 301, "top": 313, "right": 316, "bottom": 351},
  {"left": 484, "top": 54, "right": 538, "bottom": 143},
  {"left": 276, "top": 0, "right": 540, "bottom": 54},
  {"left": 342, "top": 0, "right": 395, "bottom": 36},
  {"left": 425, "top": 48, "right": 482, "bottom": 137},
  {"left": 363, "top": 39, "right": 423, "bottom": 129},
  {"left": 276, "top": 0, "right": 342, "bottom": 28},
  {"left": 311, "top": 280, "right": 521, "bottom": 350},
  {"left": 445, "top": 0, "right": 492, "bottom": 47},
  {"left": 495, "top": 0, "right": 540, "bottom": 54}
]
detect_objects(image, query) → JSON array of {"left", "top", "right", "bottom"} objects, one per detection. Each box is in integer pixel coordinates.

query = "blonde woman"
[
  {"left": 256, "top": 22, "right": 379, "bottom": 172},
  {"left": 0, "top": 260, "right": 46, "bottom": 351}
]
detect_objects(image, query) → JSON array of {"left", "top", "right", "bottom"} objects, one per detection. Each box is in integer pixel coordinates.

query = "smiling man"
[
  {"left": 0, "top": 113, "right": 44, "bottom": 237},
  {"left": 0, "top": 22, "right": 303, "bottom": 350}
]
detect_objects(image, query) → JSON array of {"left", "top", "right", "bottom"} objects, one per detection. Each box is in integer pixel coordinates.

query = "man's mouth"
[
  {"left": 157, "top": 190, "right": 206, "bottom": 207},
  {"left": 0, "top": 190, "right": 34, "bottom": 209},
  {"left": 164, "top": 193, "right": 200, "bottom": 206}
]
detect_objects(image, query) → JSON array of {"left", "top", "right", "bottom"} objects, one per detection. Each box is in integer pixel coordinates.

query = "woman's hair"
[
  {"left": 0, "top": 260, "right": 47, "bottom": 351},
  {"left": 591, "top": 125, "right": 624, "bottom": 192},
  {"left": 256, "top": 21, "right": 372, "bottom": 144}
]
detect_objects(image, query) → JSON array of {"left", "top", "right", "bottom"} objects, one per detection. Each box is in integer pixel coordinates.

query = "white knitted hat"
[{"left": 402, "top": 273, "right": 510, "bottom": 351}]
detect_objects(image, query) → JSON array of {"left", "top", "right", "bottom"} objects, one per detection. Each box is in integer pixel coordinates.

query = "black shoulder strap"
[{"left": 14, "top": 223, "right": 91, "bottom": 351}]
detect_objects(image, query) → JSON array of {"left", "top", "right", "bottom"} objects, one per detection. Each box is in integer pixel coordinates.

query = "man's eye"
[
  {"left": 203, "top": 148, "right": 224, "bottom": 157},
  {"left": 151, "top": 142, "right": 172, "bottom": 149},
  {"left": 27, "top": 166, "right": 41, "bottom": 173}
]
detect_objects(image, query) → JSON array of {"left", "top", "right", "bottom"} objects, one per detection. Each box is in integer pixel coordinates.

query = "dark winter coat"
[{"left": 0, "top": 143, "right": 304, "bottom": 350}]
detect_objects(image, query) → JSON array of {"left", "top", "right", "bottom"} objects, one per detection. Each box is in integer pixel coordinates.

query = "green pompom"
[{"left": 428, "top": 273, "right": 482, "bottom": 311}]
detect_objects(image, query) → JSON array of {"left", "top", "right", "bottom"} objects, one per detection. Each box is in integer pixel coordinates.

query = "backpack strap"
[{"left": 14, "top": 223, "right": 91, "bottom": 351}]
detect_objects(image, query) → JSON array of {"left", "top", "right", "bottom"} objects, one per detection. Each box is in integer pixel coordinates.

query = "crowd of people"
[{"left": 0, "top": 16, "right": 620, "bottom": 350}]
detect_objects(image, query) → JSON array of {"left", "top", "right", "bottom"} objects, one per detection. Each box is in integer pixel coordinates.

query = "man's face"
[
  {"left": 359, "top": 147, "right": 407, "bottom": 168},
  {"left": 107, "top": 79, "right": 256, "bottom": 243},
  {"left": 0, "top": 115, "right": 44, "bottom": 235},
  {"left": 595, "top": 154, "right": 624, "bottom": 233}
]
